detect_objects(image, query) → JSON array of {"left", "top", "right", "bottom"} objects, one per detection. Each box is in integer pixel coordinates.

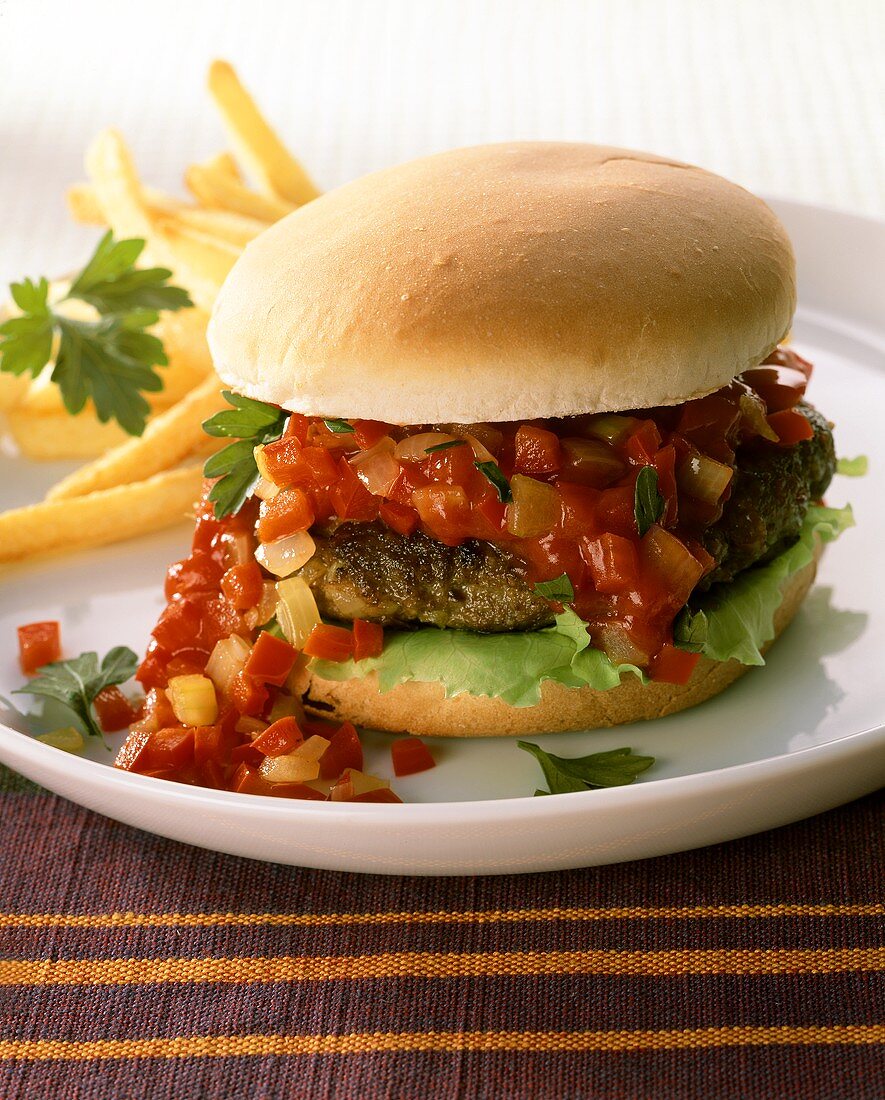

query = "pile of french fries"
[{"left": 0, "top": 62, "right": 321, "bottom": 565}]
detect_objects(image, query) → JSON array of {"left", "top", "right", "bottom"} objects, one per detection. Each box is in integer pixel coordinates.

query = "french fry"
[
  {"left": 185, "top": 161, "right": 295, "bottom": 223},
  {"left": 67, "top": 182, "right": 189, "bottom": 226},
  {"left": 46, "top": 376, "right": 226, "bottom": 500},
  {"left": 5, "top": 407, "right": 132, "bottom": 459},
  {"left": 0, "top": 372, "right": 29, "bottom": 413},
  {"left": 152, "top": 219, "right": 242, "bottom": 289},
  {"left": 172, "top": 207, "right": 270, "bottom": 248},
  {"left": 85, "top": 129, "right": 154, "bottom": 242},
  {"left": 0, "top": 465, "right": 203, "bottom": 564},
  {"left": 207, "top": 60, "right": 320, "bottom": 206}
]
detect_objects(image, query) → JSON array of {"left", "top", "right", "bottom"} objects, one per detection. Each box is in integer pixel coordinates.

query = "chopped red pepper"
[
  {"left": 303, "top": 624, "right": 354, "bottom": 662},
  {"left": 17, "top": 621, "right": 61, "bottom": 675},
  {"left": 391, "top": 737, "right": 436, "bottom": 777},
  {"left": 319, "top": 721, "right": 364, "bottom": 778},
  {"left": 513, "top": 425, "right": 562, "bottom": 476},
  {"left": 244, "top": 631, "right": 298, "bottom": 687},
  {"left": 251, "top": 716, "right": 304, "bottom": 757},
  {"left": 352, "top": 619, "right": 384, "bottom": 662},
  {"left": 220, "top": 561, "right": 264, "bottom": 609},
  {"left": 257, "top": 488, "right": 315, "bottom": 542},
  {"left": 93, "top": 686, "right": 140, "bottom": 732},
  {"left": 230, "top": 671, "right": 269, "bottom": 716},
  {"left": 650, "top": 643, "right": 701, "bottom": 685},
  {"left": 767, "top": 408, "right": 814, "bottom": 445}
]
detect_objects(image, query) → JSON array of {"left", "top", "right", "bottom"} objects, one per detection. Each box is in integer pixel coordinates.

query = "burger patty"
[{"left": 297, "top": 401, "right": 835, "bottom": 632}]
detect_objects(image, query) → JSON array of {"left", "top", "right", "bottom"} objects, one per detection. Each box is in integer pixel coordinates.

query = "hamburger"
[{"left": 133, "top": 142, "right": 850, "bottom": 748}]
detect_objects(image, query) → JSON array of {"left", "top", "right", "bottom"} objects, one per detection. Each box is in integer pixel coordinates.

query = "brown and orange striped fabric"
[{"left": 0, "top": 766, "right": 882, "bottom": 1099}]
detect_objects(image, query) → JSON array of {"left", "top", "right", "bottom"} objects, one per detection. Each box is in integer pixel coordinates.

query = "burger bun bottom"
[{"left": 303, "top": 550, "right": 819, "bottom": 738}]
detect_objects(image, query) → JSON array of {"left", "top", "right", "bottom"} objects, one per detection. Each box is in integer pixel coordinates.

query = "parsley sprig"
[
  {"left": 14, "top": 647, "right": 138, "bottom": 740},
  {"left": 202, "top": 391, "right": 288, "bottom": 518},
  {"left": 634, "top": 466, "right": 665, "bottom": 536},
  {"left": 0, "top": 232, "right": 192, "bottom": 436},
  {"left": 518, "top": 741, "right": 655, "bottom": 796}
]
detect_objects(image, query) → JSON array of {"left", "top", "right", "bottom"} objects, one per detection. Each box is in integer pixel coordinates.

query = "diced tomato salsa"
[
  {"left": 111, "top": 345, "right": 812, "bottom": 800},
  {"left": 17, "top": 621, "right": 61, "bottom": 675}
]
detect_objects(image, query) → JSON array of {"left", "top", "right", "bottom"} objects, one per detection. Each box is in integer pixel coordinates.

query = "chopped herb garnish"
[
  {"left": 634, "top": 466, "right": 665, "bottom": 537},
  {"left": 0, "top": 231, "right": 192, "bottom": 435},
  {"left": 518, "top": 741, "right": 655, "bottom": 796},
  {"left": 425, "top": 439, "right": 468, "bottom": 454},
  {"left": 202, "top": 391, "right": 287, "bottom": 518},
  {"left": 323, "top": 418, "right": 355, "bottom": 434},
  {"left": 14, "top": 646, "right": 139, "bottom": 740},
  {"left": 534, "top": 573, "right": 575, "bottom": 604},
  {"left": 474, "top": 460, "right": 512, "bottom": 503}
]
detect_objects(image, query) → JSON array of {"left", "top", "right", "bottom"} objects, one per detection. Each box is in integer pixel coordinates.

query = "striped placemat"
[{"left": 0, "top": 765, "right": 882, "bottom": 1098}]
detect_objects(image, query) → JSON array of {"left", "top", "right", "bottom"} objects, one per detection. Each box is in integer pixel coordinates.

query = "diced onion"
[
  {"left": 220, "top": 531, "right": 256, "bottom": 567},
  {"left": 37, "top": 727, "right": 84, "bottom": 753},
  {"left": 244, "top": 582, "right": 279, "bottom": 631},
  {"left": 330, "top": 768, "right": 389, "bottom": 802},
  {"left": 260, "top": 753, "right": 320, "bottom": 784},
  {"left": 253, "top": 444, "right": 273, "bottom": 483},
  {"left": 464, "top": 434, "right": 496, "bottom": 464},
  {"left": 445, "top": 423, "right": 504, "bottom": 456},
  {"left": 394, "top": 432, "right": 458, "bottom": 461},
  {"left": 236, "top": 716, "right": 268, "bottom": 737},
  {"left": 205, "top": 635, "right": 253, "bottom": 695},
  {"left": 167, "top": 674, "right": 218, "bottom": 726},
  {"left": 275, "top": 577, "right": 322, "bottom": 647},
  {"left": 561, "top": 438, "right": 626, "bottom": 488},
  {"left": 595, "top": 623, "right": 649, "bottom": 667},
  {"left": 256, "top": 529, "right": 316, "bottom": 577},
  {"left": 253, "top": 476, "right": 280, "bottom": 502},
  {"left": 582, "top": 414, "right": 638, "bottom": 445},
  {"left": 350, "top": 438, "right": 400, "bottom": 497},
  {"left": 505, "top": 475, "right": 560, "bottom": 537},
  {"left": 260, "top": 734, "right": 331, "bottom": 784},
  {"left": 738, "top": 390, "right": 779, "bottom": 442},
  {"left": 676, "top": 454, "right": 733, "bottom": 504},
  {"left": 641, "top": 524, "right": 704, "bottom": 603}
]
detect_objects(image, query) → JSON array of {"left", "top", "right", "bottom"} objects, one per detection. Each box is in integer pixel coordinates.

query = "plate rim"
[{"left": 2, "top": 196, "right": 884, "bottom": 829}]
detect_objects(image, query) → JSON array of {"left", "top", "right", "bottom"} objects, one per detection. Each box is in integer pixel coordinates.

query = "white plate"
[{"left": 1, "top": 198, "right": 884, "bottom": 875}]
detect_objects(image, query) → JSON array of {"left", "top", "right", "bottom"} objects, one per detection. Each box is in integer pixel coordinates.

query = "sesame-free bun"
[
  {"left": 302, "top": 549, "right": 818, "bottom": 738},
  {"left": 210, "top": 142, "right": 796, "bottom": 424}
]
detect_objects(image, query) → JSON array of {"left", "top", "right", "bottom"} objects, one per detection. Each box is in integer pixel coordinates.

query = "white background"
[{"left": 1, "top": 0, "right": 883, "bottom": 285}]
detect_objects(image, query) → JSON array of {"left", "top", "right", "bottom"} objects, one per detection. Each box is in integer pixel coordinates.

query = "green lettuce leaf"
[
  {"left": 310, "top": 503, "right": 853, "bottom": 705},
  {"left": 674, "top": 503, "right": 853, "bottom": 665}
]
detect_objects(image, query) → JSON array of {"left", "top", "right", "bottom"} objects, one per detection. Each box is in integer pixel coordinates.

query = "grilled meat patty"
[{"left": 297, "top": 401, "right": 835, "bottom": 632}]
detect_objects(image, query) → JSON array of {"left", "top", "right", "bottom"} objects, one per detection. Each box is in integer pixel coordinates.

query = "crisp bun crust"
[
  {"left": 210, "top": 142, "right": 796, "bottom": 424},
  {"left": 302, "top": 552, "right": 818, "bottom": 737}
]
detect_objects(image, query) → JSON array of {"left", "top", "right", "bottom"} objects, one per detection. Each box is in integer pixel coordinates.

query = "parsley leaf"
[
  {"left": 323, "top": 418, "right": 355, "bottom": 434},
  {"left": 202, "top": 391, "right": 288, "bottom": 518},
  {"left": 475, "top": 460, "right": 512, "bottom": 503},
  {"left": 0, "top": 231, "right": 192, "bottom": 435},
  {"left": 634, "top": 466, "right": 665, "bottom": 536},
  {"left": 534, "top": 573, "right": 575, "bottom": 604},
  {"left": 518, "top": 741, "right": 655, "bottom": 796},
  {"left": 14, "top": 647, "right": 138, "bottom": 740},
  {"left": 425, "top": 439, "right": 467, "bottom": 454}
]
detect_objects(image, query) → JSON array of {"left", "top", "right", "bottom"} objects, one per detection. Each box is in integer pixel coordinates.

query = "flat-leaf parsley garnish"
[
  {"left": 518, "top": 741, "right": 655, "bottom": 796},
  {"left": 14, "top": 646, "right": 139, "bottom": 740},
  {"left": 634, "top": 466, "right": 665, "bottom": 537},
  {"left": 202, "top": 391, "right": 287, "bottom": 518},
  {"left": 0, "top": 231, "right": 192, "bottom": 435}
]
